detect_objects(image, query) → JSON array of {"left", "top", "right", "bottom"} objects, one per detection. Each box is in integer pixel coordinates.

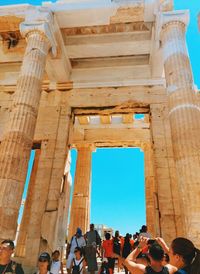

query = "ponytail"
[
  {"left": 190, "top": 248, "right": 200, "bottom": 274},
  {"left": 171, "top": 238, "right": 200, "bottom": 274}
]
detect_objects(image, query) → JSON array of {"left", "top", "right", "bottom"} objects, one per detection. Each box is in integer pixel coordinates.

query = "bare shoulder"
[{"left": 166, "top": 264, "right": 178, "bottom": 274}]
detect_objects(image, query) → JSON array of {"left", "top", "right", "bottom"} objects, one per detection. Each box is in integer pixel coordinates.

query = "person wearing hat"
[
  {"left": 0, "top": 239, "right": 24, "bottom": 274},
  {"left": 66, "top": 228, "right": 86, "bottom": 274},
  {"left": 34, "top": 252, "right": 52, "bottom": 274}
]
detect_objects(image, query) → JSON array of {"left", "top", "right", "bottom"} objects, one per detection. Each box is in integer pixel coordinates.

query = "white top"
[
  {"left": 139, "top": 232, "right": 151, "bottom": 239},
  {"left": 50, "top": 260, "right": 61, "bottom": 274},
  {"left": 73, "top": 258, "right": 84, "bottom": 274},
  {"left": 70, "top": 236, "right": 86, "bottom": 253}
]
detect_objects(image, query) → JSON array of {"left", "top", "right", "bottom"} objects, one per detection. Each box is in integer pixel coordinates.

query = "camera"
[{"left": 147, "top": 239, "right": 156, "bottom": 245}]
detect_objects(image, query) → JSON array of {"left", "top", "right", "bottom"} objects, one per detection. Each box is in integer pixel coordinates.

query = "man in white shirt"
[{"left": 66, "top": 228, "right": 86, "bottom": 274}]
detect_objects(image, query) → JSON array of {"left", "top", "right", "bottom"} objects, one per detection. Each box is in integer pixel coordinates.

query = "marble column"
[
  {"left": 68, "top": 146, "right": 93, "bottom": 239},
  {"left": 160, "top": 10, "right": 200, "bottom": 244},
  {"left": 143, "top": 143, "right": 158, "bottom": 237},
  {"left": 0, "top": 8, "right": 56, "bottom": 241},
  {"left": 15, "top": 149, "right": 41, "bottom": 258}
]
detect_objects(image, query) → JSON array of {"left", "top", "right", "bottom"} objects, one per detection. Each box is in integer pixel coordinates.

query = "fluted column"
[
  {"left": 15, "top": 149, "right": 41, "bottom": 258},
  {"left": 159, "top": 11, "right": 200, "bottom": 244},
  {"left": 68, "top": 146, "right": 93, "bottom": 239},
  {"left": 143, "top": 143, "right": 158, "bottom": 237},
  {"left": 0, "top": 8, "right": 56, "bottom": 241}
]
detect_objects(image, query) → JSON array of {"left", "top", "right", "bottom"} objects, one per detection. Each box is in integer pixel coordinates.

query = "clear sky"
[{"left": 2, "top": 0, "right": 199, "bottom": 235}]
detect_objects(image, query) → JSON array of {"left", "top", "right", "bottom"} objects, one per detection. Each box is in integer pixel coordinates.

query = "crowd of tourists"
[{"left": 0, "top": 224, "right": 200, "bottom": 274}]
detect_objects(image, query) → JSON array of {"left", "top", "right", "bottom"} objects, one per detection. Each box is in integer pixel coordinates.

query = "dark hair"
[
  {"left": 141, "top": 225, "right": 147, "bottom": 233},
  {"left": 171, "top": 238, "right": 200, "bottom": 274},
  {"left": 74, "top": 247, "right": 82, "bottom": 257},
  {"left": 105, "top": 233, "right": 111, "bottom": 240},
  {"left": 52, "top": 250, "right": 60, "bottom": 256},
  {"left": 164, "top": 253, "right": 170, "bottom": 263},
  {"left": 149, "top": 243, "right": 164, "bottom": 261},
  {"left": 124, "top": 233, "right": 130, "bottom": 243},
  {"left": 1, "top": 240, "right": 14, "bottom": 250},
  {"left": 115, "top": 230, "right": 119, "bottom": 237},
  {"left": 38, "top": 252, "right": 51, "bottom": 271}
]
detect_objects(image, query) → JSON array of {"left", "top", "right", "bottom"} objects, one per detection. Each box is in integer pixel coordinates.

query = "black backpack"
[
  {"left": 99, "top": 262, "right": 110, "bottom": 274},
  {"left": 113, "top": 237, "right": 121, "bottom": 255},
  {"left": 72, "top": 258, "right": 84, "bottom": 274}
]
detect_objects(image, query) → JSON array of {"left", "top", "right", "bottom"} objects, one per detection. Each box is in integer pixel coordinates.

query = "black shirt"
[
  {"left": 145, "top": 266, "right": 169, "bottom": 274},
  {"left": 0, "top": 261, "right": 24, "bottom": 274}
]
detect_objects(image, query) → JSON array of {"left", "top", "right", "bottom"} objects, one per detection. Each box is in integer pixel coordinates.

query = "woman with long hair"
[{"left": 157, "top": 237, "right": 200, "bottom": 274}]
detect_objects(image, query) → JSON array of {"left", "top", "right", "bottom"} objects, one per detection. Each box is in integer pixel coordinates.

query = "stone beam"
[
  {"left": 66, "top": 86, "right": 167, "bottom": 108},
  {"left": 71, "top": 55, "right": 150, "bottom": 69},
  {"left": 0, "top": 74, "right": 165, "bottom": 89},
  {"left": 45, "top": 0, "right": 145, "bottom": 28},
  {"left": 70, "top": 128, "right": 150, "bottom": 147},
  {"left": 73, "top": 106, "right": 149, "bottom": 116},
  {"left": 0, "top": 86, "right": 167, "bottom": 111},
  {"left": 70, "top": 65, "right": 152, "bottom": 86},
  {"left": 64, "top": 32, "right": 151, "bottom": 59}
]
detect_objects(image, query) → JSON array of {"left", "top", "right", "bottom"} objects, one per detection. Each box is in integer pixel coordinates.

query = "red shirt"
[{"left": 103, "top": 239, "right": 113, "bottom": 258}]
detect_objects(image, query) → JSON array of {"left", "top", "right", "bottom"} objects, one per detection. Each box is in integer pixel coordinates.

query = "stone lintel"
[{"left": 20, "top": 7, "right": 57, "bottom": 56}]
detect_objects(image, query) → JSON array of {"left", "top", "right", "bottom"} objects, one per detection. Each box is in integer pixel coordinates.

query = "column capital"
[
  {"left": 155, "top": 10, "right": 189, "bottom": 41},
  {"left": 76, "top": 144, "right": 96, "bottom": 152},
  {"left": 20, "top": 7, "right": 57, "bottom": 56}
]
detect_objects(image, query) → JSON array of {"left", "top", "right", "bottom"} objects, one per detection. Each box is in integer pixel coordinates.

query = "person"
[
  {"left": 122, "top": 233, "right": 132, "bottom": 274},
  {"left": 71, "top": 247, "right": 86, "bottom": 274},
  {"left": 129, "top": 235, "right": 134, "bottom": 250},
  {"left": 139, "top": 225, "right": 151, "bottom": 239},
  {"left": 66, "top": 228, "right": 86, "bottom": 274},
  {"left": 85, "top": 224, "right": 101, "bottom": 274},
  {"left": 34, "top": 252, "right": 52, "bottom": 274},
  {"left": 0, "top": 240, "right": 24, "bottom": 274},
  {"left": 157, "top": 237, "right": 200, "bottom": 274},
  {"left": 113, "top": 231, "right": 121, "bottom": 256},
  {"left": 162, "top": 254, "right": 170, "bottom": 266},
  {"left": 98, "top": 258, "right": 110, "bottom": 274},
  {"left": 50, "top": 250, "right": 64, "bottom": 274},
  {"left": 102, "top": 233, "right": 115, "bottom": 274},
  {"left": 114, "top": 237, "right": 175, "bottom": 274}
]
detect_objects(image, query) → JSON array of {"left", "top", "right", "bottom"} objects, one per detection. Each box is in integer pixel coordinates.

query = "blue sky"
[{"left": 3, "top": 0, "right": 199, "bottom": 235}]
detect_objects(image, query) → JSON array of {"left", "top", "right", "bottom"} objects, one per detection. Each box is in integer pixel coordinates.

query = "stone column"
[
  {"left": 0, "top": 7, "right": 56, "bottom": 241},
  {"left": 160, "top": 11, "right": 200, "bottom": 243},
  {"left": 143, "top": 143, "right": 158, "bottom": 237},
  {"left": 15, "top": 149, "right": 41, "bottom": 258},
  {"left": 68, "top": 146, "right": 93, "bottom": 239}
]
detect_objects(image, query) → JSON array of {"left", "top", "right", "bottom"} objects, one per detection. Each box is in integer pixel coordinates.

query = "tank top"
[
  {"left": 73, "top": 258, "right": 84, "bottom": 274},
  {"left": 50, "top": 261, "right": 61, "bottom": 274},
  {"left": 145, "top": 266, "right": 169, "bottom": 274}
]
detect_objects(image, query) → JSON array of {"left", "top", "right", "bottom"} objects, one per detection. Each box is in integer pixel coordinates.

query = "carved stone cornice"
[
  {"left": 155, "top": 10, "right": 189, "bottom": 41},
  {"left": 20, "top": 7, "right": 57, "bottom": 56}
]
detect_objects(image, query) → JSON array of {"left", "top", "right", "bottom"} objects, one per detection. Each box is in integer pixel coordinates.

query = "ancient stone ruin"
[{"left": 0, "top": 0, "right": 200, "bottom": 271}]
